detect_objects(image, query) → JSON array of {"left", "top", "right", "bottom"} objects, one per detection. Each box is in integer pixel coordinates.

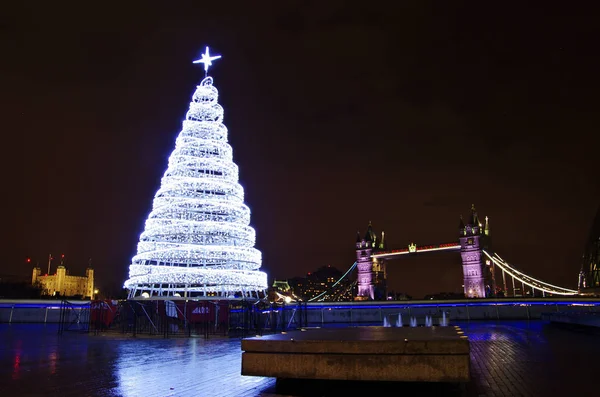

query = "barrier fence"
[
  {"left": 76, "top": 299, "right": 308, "bottom": 338},
  {"left": 2, "top": 299, "right": 600, "bottom": 337}
]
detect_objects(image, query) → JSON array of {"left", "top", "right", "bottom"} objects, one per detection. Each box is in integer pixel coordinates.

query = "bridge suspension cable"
[
  {"left": 324, "top": 280, "right": 358, "bottom": 302},
  {"left": 482, "top": 250, "right": 578, "bottom": 296},
  {"left": 308, "top": 262, "right": 357, "bottom": 302}
]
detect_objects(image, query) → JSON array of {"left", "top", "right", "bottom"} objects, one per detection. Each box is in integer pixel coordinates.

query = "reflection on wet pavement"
[{"left": 1, "top": 321, "right": 599, "bottom": 396}]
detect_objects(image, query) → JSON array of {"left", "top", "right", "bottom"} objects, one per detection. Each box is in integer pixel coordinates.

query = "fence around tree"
[{"left": 61, "top": 299, "right": 309, "bottom": 338}]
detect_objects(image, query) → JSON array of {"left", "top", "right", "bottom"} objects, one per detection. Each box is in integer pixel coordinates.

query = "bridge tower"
[
  {"left": 355, "top": 224, "right": 375, "bottom": 300},
  {"left": 355, "top": 222, "right": 386, "bottom": 300},
  {"left": 459, "top": 204, "right": 486, "bottom": 298}
]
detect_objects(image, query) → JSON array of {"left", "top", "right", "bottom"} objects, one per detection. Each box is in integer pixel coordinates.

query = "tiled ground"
[
  {"left": 1, "top": 321, "right": 598, "bottom": 396},
  {"left": 466, "top": 321, "right": 600, "bottom": 396}
]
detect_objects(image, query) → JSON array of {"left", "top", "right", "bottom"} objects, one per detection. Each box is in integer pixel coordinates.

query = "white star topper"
[{"left": 193, "top": 46, "right": 222, "bottom": 74}]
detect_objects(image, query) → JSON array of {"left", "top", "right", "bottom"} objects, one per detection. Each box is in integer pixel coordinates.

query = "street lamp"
[{"left": 94, "top": 289, "right": 99, "bottom": 300}]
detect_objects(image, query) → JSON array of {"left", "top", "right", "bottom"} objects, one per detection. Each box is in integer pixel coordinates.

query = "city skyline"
[{"left": 4, "top": 3, "right": 599, "bottom": 298}]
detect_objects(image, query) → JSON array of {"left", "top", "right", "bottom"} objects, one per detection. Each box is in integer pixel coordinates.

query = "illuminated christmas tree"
[{"left": 124, "top": 47, "right": 267, "bottom": 299}]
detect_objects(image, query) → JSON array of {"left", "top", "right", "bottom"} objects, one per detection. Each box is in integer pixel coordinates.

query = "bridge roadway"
[
  {"left": 2, "top": 320, "right": 600, "bottom": 396},
  {"left": 371, "top": 242, "right": 461, "bottom": 259}
]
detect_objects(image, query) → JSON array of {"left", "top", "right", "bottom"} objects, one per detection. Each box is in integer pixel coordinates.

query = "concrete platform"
[{"left": 242, "top": 326, "right": 470, "bottom": 383}]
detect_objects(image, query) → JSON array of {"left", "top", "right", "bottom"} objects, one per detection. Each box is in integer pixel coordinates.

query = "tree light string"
[{"left": 124, "top": 76, "right": 267, "bottom": 298}]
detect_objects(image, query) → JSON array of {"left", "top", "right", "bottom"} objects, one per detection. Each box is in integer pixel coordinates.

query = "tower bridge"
[{"left": 310, "top": 204, "right": 579, "bottom": 302}]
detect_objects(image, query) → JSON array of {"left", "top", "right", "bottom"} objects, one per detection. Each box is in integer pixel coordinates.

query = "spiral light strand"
[{"left": 124, "top": 76, "right": 267, "bottom": 299}]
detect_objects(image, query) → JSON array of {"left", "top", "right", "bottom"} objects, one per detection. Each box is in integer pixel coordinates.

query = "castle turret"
[
  {"left": 86, "top": 262, "right": 94, "bottom": 299},
  {"left": 32, "top": 266, "right": 41, "bottom": 285},
  {"left": 56, "top": 265, "right": 66, "bottom": 296}
]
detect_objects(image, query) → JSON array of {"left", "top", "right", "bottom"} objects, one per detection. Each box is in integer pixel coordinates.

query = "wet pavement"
[{"left": 1, "top": 321, "right": 599, "bottom": 396}]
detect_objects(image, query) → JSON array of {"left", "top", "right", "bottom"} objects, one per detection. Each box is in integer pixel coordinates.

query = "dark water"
[{"left": 1, "top": 321, "right": 599, "bottom": 396}]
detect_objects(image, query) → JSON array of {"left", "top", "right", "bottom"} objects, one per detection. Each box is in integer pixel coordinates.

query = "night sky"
[{"left": 4, "top": 2, "right": 599, "bottom": 298}]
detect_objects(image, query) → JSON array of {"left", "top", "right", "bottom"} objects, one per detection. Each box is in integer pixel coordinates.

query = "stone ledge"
[
  {"left": 242, "top": 327, "right": 470, "bottom": 383},
  {"left": 242, "top": 351, "right": 470, "bottom": 382}
]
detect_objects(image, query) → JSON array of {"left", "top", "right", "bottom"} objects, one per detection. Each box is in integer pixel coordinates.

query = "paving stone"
[{"left": 1, "top": 321, "right": 599, "bottom": 396}]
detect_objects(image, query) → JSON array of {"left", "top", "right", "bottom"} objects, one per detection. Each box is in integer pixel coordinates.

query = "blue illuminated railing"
[
  {"left": 304, "top": 299, "right": 600, "bottom": 310},
  {"left": 0, "top": 300, "right": 89, "bottom": 309}
]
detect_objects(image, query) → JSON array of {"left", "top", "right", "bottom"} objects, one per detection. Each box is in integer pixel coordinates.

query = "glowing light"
[
  {"left": 124, "top": 63, "right": 267, "bottom": 299},
  {"left": 482, "top": 250, "right": 577, "bottom": 295},
  {"left": 372, "top": 243, "right": 461, "bottom": 258},
  {"left": 192, "top": 46, "right": 221, "bottom": 73}
]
